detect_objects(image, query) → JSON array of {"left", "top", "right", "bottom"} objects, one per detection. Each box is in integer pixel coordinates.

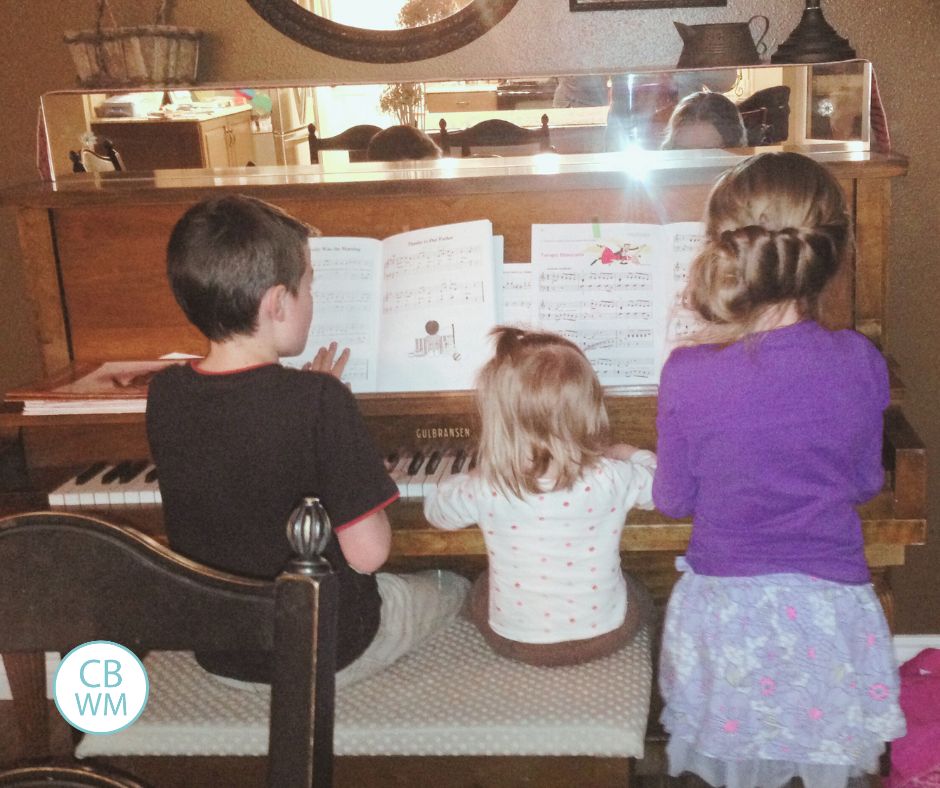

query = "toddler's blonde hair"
[
  {"left": 686, "top": 151, "right": 850, "bottom": 344},
  {"left": 475, "top": 326, "right": 609, "bottom": 498}
]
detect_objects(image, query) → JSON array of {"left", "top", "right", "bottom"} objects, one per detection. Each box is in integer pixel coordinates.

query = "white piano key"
[
  {"left": 405, "top": 451, "right": 436, "bottom": 499},
  {"left": 389, "top": 451, "right": 415, "bottom": 498},
  {"left": 138, "top": 465, "right": 160, "bottom": 505}
]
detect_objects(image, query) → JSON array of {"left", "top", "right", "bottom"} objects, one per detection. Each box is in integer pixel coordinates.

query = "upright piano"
[{"left": 0, "top": 151, "right": 926, "bottom": 626}]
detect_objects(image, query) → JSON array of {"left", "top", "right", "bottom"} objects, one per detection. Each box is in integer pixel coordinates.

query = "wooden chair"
[
  {"left": 0, "top": 500, "right": 338, "bottom": 788},
  {"left": 0, "top": 762, "right": 148, "bottom": 787},
  {"left": 307, "top": 123, "right": 382, "bottom": 164},
  {"left": 433, "top": 114, "right": 554, "bottom": 157}
]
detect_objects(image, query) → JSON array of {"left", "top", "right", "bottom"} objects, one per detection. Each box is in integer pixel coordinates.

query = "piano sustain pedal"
[{"left": 48, "top": 461, "right": 161, "bottom": 508}]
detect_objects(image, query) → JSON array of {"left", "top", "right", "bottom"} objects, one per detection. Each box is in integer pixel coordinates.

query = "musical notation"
[
  {"left": 538, "top": 299, "right": 652, "bottom": 323},
  {"left": 310, "top": 322, "right": 372, "bottom": 347},
  {"left": 318, "top": 290, "right": 373, "bottom": 306},
  {"left": 385, "top": 244, "right": 483, "bottom": 280},
  {"left": 591, "top": 357, "right": 656, "bottom": 380},
  {"left": 538, "top": 269, "right": 652, "bottom": 292},
  {"left": 384, "top": 281, "right": 485, "bottom": 313},
  {"left": 341, "top": 357, "right": 371, "bottom": 384},
  {"left": 558, "top": 328, "right": 654, "bottom": 351},
  {"left": 672, "top": 233, "right": 704, "bottom": 256}
]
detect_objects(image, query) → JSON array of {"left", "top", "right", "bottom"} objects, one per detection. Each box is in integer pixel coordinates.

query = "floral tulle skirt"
[{"left": 660, "top": 559, "right": 906, "bottom": 788}]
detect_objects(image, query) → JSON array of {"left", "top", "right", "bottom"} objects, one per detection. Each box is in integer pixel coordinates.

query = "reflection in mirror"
[
  {"left": 248, "top": 0, "right": 519, "bottom": 63},
  {"left": 314, "top": 0, "right": 475, "bottom": 31},
  {"left": 40, "top": 62, "right": 872, "bottom": 181}
]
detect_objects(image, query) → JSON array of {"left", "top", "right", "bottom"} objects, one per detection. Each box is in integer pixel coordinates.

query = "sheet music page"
[
  {"left": 531, "top": 222, "right": 703, "bottom": 388},
  {"left": 376, "top": 220, "right": 496, "bottom": 393},
  {"left": 282, "top": 237, "right": 383, "bottom": 393},
  {"left": 661, "top": 222, "right": 707, "bottom": 365},
  {"left": 496, "top": 262, "right": 536, "bottom": 328}
]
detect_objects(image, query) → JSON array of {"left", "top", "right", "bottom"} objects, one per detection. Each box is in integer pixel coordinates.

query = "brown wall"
[{"left": 1, "top": 0, "right": 938, "bottom": 631}]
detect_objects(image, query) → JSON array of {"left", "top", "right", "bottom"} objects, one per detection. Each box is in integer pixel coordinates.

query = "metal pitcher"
[{"left": 675, "top": 15, "right": 770, "bottom": 68}]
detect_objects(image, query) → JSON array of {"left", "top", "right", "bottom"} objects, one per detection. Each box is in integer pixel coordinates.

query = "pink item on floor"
[{"left": 888, "top": 648, "right": 940, "bottom": 787}]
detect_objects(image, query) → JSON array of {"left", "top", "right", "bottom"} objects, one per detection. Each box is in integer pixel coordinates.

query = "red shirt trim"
[
  {"left": 190, "top": 360, "right": 276, "bottom": 376},
  {"left": 334, "top": 492, "right": 400, "bottom": 532}
]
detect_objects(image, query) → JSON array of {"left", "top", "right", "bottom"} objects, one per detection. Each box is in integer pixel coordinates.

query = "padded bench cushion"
[{"left": 76, "top": 618, "right": 652, "bottom": 759}]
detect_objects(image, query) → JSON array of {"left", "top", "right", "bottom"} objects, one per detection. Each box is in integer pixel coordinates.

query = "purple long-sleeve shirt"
[{"left": 652, "top": 320, "right": 889, "bottom": 584}]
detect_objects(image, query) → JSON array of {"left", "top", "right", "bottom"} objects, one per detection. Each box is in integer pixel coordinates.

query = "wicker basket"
[{"left": 64, "top": 0, "right": 202, "bottom": 88}]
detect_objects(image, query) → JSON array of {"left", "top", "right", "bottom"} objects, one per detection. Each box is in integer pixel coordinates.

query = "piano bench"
[{"left": 76, "top": 617, "right": 652, "bottom": 785}]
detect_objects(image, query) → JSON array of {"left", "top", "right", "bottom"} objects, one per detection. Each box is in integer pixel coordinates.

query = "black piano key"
[
  {"left": 119, "top": 459, "right": 149, "bottom": 483},
  {"left": 424, "top": 451, "right": 442, "bottom": 475},
  {"left": 102, "top": 461, "right": 133, "bottom": 485},
  {"left": 75, "top": 461, "right": 108, "bottom": 485},
  {"left": 468, "top": 452, "right": 477, "bottom": 471},
  {"left": 407, "top": 452, "right": 425, "bottom": 476},
  {"left": 144, "top": 467, "right": 159, "bottom": 483},
  {"left": 451, "top": 449, "right": 467, "bottom": 473}
]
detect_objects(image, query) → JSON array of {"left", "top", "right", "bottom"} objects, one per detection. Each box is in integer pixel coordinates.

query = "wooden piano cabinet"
[
  {"left": 0, "top": 150, "right": 924, "bottom": 631},
  {"left": 0, "top": 152, "right": 908, "bottom": 377}
]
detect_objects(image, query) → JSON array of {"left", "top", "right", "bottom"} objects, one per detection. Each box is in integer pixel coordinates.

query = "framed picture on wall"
[{"left": 571, "top": 0, "right": 726, "bottom": 9}]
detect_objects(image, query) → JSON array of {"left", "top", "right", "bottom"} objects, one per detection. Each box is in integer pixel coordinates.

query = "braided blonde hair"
[{"left": 685, "top": 152, "right": 851, "bottom": 344}]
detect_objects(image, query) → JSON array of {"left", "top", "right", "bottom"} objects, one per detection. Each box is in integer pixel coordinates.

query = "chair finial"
[{"left": 285, "top": 496, "right": 333, "bottom": 575}]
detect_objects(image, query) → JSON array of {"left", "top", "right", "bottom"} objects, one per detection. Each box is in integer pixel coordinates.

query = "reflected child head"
[
  {"left": 166, "top": 195, "right": 315, "bottom": 342},
  {"left": 476, "top": 326, "right": 609, "bottom": 497},
  {"left": 662, "top": 91, "right": 747, "bottom": 150}
]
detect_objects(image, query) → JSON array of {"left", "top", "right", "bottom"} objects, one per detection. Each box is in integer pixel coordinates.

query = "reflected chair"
[
  {"left": 72, "top": 139, "right": 124, "bottom": 173},
  {"left": 308, "top": 122, "right": 382, "bottom": 163},
  {"left": 0, "top": 504, "right": 338, "bottom": 787},
  {"left": 737, "top": 85, "right": 791, "bottom": 146},
  {"left": 433, "top": 114, "right": 554, "bottom": 157}
]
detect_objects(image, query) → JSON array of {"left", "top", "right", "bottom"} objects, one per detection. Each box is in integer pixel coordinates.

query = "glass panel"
[{"left": 41, "top": 61, "right": 873, "bottom": 181}]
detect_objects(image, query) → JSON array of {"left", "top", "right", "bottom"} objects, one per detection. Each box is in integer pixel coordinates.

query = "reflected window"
[{"left": 314, "top": 0, "right": 474, "bottom": 30}]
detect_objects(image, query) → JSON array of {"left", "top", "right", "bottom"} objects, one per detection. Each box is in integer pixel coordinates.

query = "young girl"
[
  {"left": 424, "top": 327, "right": 657, "bottom": 666},
  {"left": 654, "top": 152, "right": 905, "bottom": 787}
]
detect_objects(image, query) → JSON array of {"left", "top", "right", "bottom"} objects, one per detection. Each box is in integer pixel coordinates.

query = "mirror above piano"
[{"left": 40, "top": 60, "right": 872, "bottom": 182}]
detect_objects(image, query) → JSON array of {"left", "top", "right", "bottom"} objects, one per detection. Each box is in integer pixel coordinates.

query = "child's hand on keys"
[{"left": 304, "top": 342, "right": 351, "bottom": 380}]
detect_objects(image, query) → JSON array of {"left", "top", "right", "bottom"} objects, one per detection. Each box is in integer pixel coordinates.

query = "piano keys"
[
  {"left": 46, "top": 448, "right": 473, "bottom": 512},
  {"left": 386, "top": 447, "right": 473, "bottom": 499},
  {"left": 48, "top": 461, "right": 161, "bottom": 507}
]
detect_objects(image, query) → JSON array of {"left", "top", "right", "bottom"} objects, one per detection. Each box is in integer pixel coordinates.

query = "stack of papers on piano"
[{"left": 4, "top": 360, "right": 185, "bottom": 415}]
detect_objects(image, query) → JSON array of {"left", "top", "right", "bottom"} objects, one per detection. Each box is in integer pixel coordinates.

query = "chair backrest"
[
  {"left": 0, "top": 502, "right": 338, "bottom": 788},
  {"left": 307, "top": 123, "right": 382, "bottom": 164},
  {"left": 434, "top": 114, "right": 554, "bottom": 158},
  {"left": 0, "top": 763, "right": 148, "bottom": 787},
  {"left": 77, "top": 138, "right": 124, "bottom": 173},
  {"left": 737, "top": 85, "right": 791, "bottom": 146}
]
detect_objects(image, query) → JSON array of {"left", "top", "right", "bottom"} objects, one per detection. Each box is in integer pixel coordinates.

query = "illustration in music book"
[
  {"left": 283, "top": 220, "right": 498, "bottom": 393},
  {"left": 511, "top": 222, "right": 707, "bottom": 389},
  {"left": 4, "top": 359, "right": 188, "bottom": 415}
]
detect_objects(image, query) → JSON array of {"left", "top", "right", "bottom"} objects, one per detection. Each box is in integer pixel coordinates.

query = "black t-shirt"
[{"left": 146, "top": 363, "right": 398, "bottom": 682}]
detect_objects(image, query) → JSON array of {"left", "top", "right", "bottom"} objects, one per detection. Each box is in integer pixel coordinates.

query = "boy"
[{"left": 147, "top": 195, "right": 467, "bottom": 686}]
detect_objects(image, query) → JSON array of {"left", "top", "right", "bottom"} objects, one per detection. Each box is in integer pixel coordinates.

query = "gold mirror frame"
[{"left": 245, "top": 0, "right": 522, "bottom": 63}]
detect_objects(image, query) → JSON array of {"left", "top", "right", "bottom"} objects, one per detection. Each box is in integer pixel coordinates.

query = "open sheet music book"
[
  {"left": 498, "top": 222, "right": 706, "bottom": 391},
  {"left": 4, "top": 359, "right": 187, "bottom": 415},
  {"left": 283, "top": 220, "right": 498, "bottom": 393}
]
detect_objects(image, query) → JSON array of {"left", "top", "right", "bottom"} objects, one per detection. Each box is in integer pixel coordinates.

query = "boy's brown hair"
[{"left": 166, "top": 195, "right": 314, "bottom": 341}]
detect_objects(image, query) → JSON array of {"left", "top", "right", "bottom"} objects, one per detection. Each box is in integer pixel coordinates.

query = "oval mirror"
[{"left": 246, "top": 0, "right": 521, "bottom": 63}]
